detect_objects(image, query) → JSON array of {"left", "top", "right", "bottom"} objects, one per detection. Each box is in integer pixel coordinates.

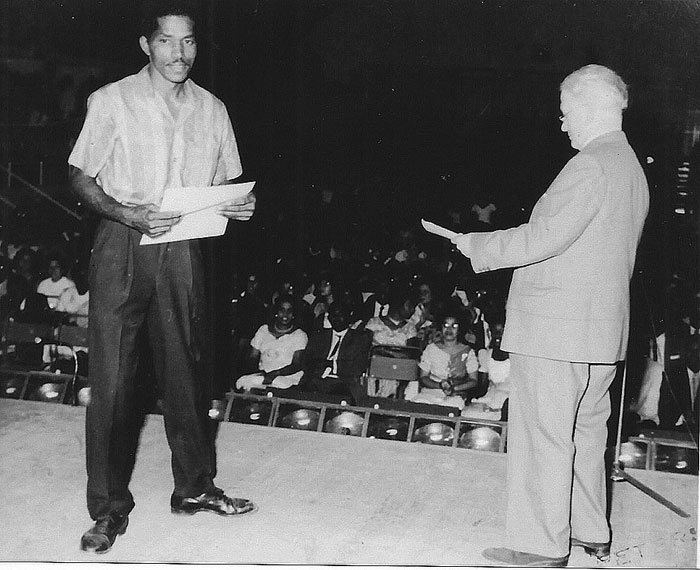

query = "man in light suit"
[{"left": 450, "top": 65, "right": 649, "bottom": 567}]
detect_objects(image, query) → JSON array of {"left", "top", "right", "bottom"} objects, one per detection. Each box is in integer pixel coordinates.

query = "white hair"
[{"left": 560, "top": 64, "right": 628, "bottom": 111}]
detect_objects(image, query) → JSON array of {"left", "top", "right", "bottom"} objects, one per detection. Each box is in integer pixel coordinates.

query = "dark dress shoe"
[
  {"left": 482, "top": 547, "right": 569, "bottom": 567},
  {"left": 80, "top": 513, "right": 128, "bottom": 554},
  {"left": 171, "top": 487, "right": 258, "bottom": 516},
  {"left": 571, "top": 537, "right": 611, "bottom": 561}
]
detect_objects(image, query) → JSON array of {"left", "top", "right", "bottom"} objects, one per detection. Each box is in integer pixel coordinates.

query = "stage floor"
[{"left": 0, "top": 399, "right": 697, "bottom": 567}]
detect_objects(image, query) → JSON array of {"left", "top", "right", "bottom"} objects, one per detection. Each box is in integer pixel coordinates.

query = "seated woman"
[
  {"left": 365, "top": 288, "right": 419, "bottom": 348},
  {"left": 365, "top": 288, "right": 420, "bottom": 397},
  {"left": 405, "top": 313, "right": 478, "bottom": 410},
  {"left": 409, "top": 278, "right": 448, "bottom": 349},
  {"left": 235, "top": 295, "right": 308, "bottom": 392}
]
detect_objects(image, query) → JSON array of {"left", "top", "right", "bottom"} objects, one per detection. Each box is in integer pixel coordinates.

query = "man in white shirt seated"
[{"left": 36, "top": 253, "right": 75, "bottom": 310}]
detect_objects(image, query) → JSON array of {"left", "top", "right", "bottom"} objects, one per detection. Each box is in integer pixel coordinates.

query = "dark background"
[{"left": 2, "top": 0, "right": 699, "bottom": 387}]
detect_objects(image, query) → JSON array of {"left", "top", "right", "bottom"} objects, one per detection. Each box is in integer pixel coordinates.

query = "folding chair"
[
  {"left": 1, "top": 319, "right": 57, "bottom": 369},
  {"left": 365, "top": 344, "right": 421, "bottom": 399}
]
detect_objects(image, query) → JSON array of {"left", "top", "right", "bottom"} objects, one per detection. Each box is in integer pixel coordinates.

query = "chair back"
[
  {"left": 368, "top": 344, "right": 421, "bottom": 382},
  {"left": 2, "top": 320, "right": 56, "bottom": 344},
  {"left": 58, "top": 325, "right": 88, "bottom": 348}
]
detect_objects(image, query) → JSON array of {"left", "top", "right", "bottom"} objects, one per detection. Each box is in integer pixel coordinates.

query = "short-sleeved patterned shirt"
[
  {"left": 419, "top": 342, "right": 479, "bottom": 383},
  {"left": 68, "top": 65, "right": 242, "bottom": 207}
]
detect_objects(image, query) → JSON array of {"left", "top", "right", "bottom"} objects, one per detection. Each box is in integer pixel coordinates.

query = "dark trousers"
[
  {"left": 305, "top": 375, "right": 366, "bottom": 405},
  {"left": 85, "top": 220, "right": 216, "bottom": 520}
]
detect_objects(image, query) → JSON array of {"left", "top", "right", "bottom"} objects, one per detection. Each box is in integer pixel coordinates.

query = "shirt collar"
[{"left": 581, "top": 130, "right": 627, "bottom": 151}]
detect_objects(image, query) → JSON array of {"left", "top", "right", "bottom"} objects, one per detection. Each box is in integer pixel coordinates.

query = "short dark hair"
[
  {"left": 437, "top": 310, "right": 465, "bottom": 332},
  {"left": 46, "top": 249, "right": 68, "bottom": 270},
  {"left": 273, "top": 294, "right": 296, "bottom": 314},
  {"left": 139, "top": 0, "right": 200, "bottom": 41}
]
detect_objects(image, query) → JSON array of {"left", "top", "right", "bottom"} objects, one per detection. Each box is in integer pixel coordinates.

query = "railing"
[{"left": 0, "top": 162, "right": 82, "bottom": 221}]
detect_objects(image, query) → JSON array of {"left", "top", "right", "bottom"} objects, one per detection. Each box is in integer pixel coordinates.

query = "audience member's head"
[
  {"left": 271, "top": 294, "right": 296, "bottom": 331},
  {"left": 46, "top": 251, "right": 68, "bottom": 283},
  {"left": 316, "top": 275, "right": 333, "bottom": 298},
  {"left": 73, "top": 265, "right": 90, "bottom": 295},
  {"left": 13, "top": 247, "right": 36, "bottom": 279},
  {"left": 416, "top": 280, "right": 433, "bottom": 305},
  {"left": 244, "top": 272, "right": 260, "bottom": 295},
  {"left": 438, "top": 311, "right": 464, "bottom": 345},
  {"left": 328, "top": 301, "right": 352, "bottom": 333},
  {"left": 386, "top": 287, "right": 416, "bottom": 321}
]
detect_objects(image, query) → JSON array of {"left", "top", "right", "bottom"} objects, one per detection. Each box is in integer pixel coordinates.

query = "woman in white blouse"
[{"left": 235, "top": 295, "right": 308, "bottom": 391}]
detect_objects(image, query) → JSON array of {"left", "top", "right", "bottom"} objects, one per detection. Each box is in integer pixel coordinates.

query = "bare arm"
[
  {"left": 245, "top": 347, "right": 262, "bottom": 374},
  {"left": 263, "top": 348, "right": 304, "bottom": 385},
  {"left": 419, "top": 368, "right": 442, "bottom": 390},
  {"left": 450, "top": 370, "right": 478, "bottom": 394},
  {"left": 70, "top": 166, "right": 182, "bottom": 237}
]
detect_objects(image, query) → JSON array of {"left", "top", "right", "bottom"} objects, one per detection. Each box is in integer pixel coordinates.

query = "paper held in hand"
[
  {"left": 420, "top": 218, "right": 459, "bottom": 241},
  {"left": 140, "top": 181, "right": 256, "bottom": 245}
]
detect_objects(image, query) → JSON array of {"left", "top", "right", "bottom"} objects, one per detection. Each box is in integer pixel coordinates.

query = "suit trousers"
[
  {"left": 85, "top": 220, "right": 216, "bottom": 520},
  {"left": 505, "top": 353, "right": 616, "bottom": 557}
]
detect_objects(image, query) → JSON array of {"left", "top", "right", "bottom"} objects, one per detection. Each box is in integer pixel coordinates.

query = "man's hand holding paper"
[
  {"left": 420, "top": 218, "right": 471, "bottom": 257},
  {"left": 216, "top": 190, "right": 256, "bottom": 221},
  {"left": 140, "top": 181, "right": 256, "bottom": 245},
  {"left": 126, "top": 203, "right": 183, "bottom": 238}
]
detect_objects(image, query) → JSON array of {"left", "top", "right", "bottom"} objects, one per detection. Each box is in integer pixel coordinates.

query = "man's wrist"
[{"left": 115, "top": 203, "right": 135, "bottom": 226}]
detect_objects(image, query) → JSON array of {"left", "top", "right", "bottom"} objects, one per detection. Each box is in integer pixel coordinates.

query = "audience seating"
[{"left": 365, "top": 344, "right": 421, "bottom": 399}]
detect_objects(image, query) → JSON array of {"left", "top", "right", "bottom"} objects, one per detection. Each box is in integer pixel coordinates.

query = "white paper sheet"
[
  {"left": 420, "top": 218, "right": 459, "bottom": 241},
  {"left": 140, "top": 181, "right": 255, "bottom": 245}
]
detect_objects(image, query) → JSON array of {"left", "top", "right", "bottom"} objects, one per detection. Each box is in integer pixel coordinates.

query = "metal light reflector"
[
  {"left": 324, "top": 411, "right": 364, "bottom": 436},
  {"left": 412, "top": 422, "right": 454, "bottom": 446},
  {"left": 279, "top": 408, "right": 320, "bottom": 431}
]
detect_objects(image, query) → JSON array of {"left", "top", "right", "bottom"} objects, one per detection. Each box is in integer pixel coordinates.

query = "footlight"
[
  {"left": 229, "top": 400, "right": 272, "bottom": 425},
  {"left": 66, "top": 376, "right": 91, "bottom": 406},
  {"left": 77, "top": 385, "right": 91, "bottom": 407},
  {"left": 618, "top": 441, "right": 647, "bottom": 469},
  {"left": 412, "top": 422, "right": 454, "bottom": 446},
  {"left": 208, "top": 399, "right": 227, "bottom": 421},
  {"left": 27, "top": 381, "right": 66, "bottom": 403},
  {"left": 279, "top": 408, "right": 320, "bottom": 431},
  {"left": 0, "top": 375, "right": 26, "bottom": 399},
  {"left": 655, "top": 445, "right": 698, "bottom": 475},
  {"left": 324, "top": 411, "right": 364, "bottom": 436},
  {"left": 458, "top": 426, "right": 502, "bottom": 452},
  {"left": 368, "top": 416, "right": 409, "bottom": 441}
]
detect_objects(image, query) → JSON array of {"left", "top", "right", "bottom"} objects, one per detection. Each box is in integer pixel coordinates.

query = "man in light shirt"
[
  {"left": 68, "top": 0, "right": 257, "bottom": 555},
  {"left": 36, "top": 253, "right": 75, "bottom": 310},
  {"left": 451, "top": 65, "right": 649, "bottom": 567}
]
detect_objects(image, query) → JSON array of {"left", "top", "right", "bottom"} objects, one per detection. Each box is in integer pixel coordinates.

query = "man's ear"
[{"left": 139, "top": 36, "right": 151, "bottom": 57}]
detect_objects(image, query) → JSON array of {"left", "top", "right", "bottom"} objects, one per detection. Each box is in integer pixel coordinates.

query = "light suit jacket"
[{"left": 455, "top": 131, "right": 649, "bottom": 363}]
